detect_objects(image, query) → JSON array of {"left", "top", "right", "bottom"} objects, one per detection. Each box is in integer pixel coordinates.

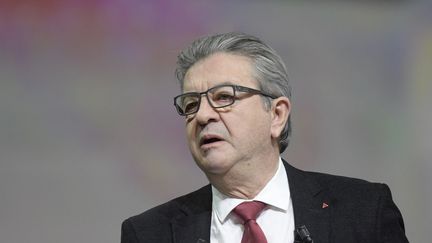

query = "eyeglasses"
[{"left": 173, "top": 84, "right": 277, "bottom": 116}]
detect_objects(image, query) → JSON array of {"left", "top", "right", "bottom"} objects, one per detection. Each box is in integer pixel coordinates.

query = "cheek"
[
  {"left": 238, "top": 113, "right": 271, "bottom": 140},
  {"left": 185, "top": 122, "right": 197, "bottom": 146},
  {"left": 185, "top": 124, "right": 193, "bottom": 139}
]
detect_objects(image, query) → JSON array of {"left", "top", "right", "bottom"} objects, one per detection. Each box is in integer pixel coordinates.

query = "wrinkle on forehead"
[{"left": 182, "top": 52, "right": 257, "bottom": 93}]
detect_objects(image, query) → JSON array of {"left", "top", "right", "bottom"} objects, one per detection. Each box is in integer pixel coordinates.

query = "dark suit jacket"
[{"left": 121, "top": 161, "right": 408, "bottom": 242}]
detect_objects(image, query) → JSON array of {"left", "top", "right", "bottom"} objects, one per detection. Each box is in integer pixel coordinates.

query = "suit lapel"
[
  {"left": 171, "top": 185, "right": 212, "bottom": 243},
  {"left": 172, "top": 212, "right": 211, "bottom": 243},
  {"left": 284, "top": 160, "right": 332, "bottom": 243}
]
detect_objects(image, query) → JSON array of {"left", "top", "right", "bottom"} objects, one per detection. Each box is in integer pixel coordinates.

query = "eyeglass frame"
[{"left": 173, "top": 84, "right": 278, "bottom": 116}]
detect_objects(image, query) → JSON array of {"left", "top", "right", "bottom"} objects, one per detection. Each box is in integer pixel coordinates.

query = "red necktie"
[{"left": 233, "top": 201, "right": 268, "bottom": 243}]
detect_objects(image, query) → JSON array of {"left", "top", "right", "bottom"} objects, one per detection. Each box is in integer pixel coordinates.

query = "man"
[{"left": 121, "top": 32, "right": 408, "bottom": 243}]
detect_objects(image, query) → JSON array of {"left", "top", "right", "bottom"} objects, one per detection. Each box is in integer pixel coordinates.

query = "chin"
[{"left": 194, "top": 155, "right": 233, "bottom": 175}]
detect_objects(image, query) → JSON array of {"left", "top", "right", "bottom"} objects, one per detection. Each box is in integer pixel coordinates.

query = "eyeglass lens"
[{"left": 176, "top": 85, "right": 236, "bottom": 115}]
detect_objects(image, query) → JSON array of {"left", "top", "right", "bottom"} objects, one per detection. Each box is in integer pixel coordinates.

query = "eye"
[
  {"left": 213, "top": 92, "right": 234, "bottom": 103},
  {"left": 183, "top": 100, "right": 199, "bottom": 113}
]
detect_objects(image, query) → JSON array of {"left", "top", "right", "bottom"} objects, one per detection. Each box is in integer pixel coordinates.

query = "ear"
[{"left": 270, "top": 97, "right": 291, "bottom": 139}]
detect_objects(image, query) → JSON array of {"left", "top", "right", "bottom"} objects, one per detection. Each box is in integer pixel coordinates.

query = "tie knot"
[{"left": 233, "top": 201, "right": 266, "bottom": 222}]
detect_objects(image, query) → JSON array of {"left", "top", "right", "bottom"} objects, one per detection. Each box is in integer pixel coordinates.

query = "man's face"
[{"left": 183, "top": 52, "right": 275, "bottom": 176}]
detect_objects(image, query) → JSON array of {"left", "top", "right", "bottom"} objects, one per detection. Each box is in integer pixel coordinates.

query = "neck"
[{"left": 207, "top": 153, "right": 280, "bottom": 199}]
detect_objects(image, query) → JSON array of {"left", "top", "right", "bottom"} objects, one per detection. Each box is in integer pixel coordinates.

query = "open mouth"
[
  {"left": 200, "top": 135, "right": 224, "bottom": 147},
  {"left": 201, "top": 137, "right": 222, "bottom": 145}
]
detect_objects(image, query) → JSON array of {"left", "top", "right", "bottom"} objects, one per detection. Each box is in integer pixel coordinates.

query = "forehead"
[{"left": 183, "top": 52, "right": 257, "bottom": 92}]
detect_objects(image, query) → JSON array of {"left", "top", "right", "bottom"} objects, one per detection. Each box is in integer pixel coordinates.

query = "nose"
[{"left": 194, "top": 95, "right": 219, "bottom": 125}]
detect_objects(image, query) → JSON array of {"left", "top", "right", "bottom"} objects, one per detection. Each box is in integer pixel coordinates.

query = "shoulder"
[
  {"left": 121, "top": 185, "right": 211, "bottom": 242},
  {"left": 310, "top": 172, "right": 407, "bottom": 241},
  {"left": 285, "top": 161, "right": 400, "bottom": 217},
  {"left": 126, "top": 184, "right": 211, "bottom": 224},
  {"left": 307, "top": 169, "right": 387, "bottom": 191},
  {"left": 290, "top": 166, "right": 408, "bottom": 242},
  {"left": 298, "top": 168, "right": 395, "bottom": 212},
  {"left": 304, "top": 169, "right": 392, "bottom": 202},
  {"left": 285, "top": 160, "right": 391, "bottom": 201}
]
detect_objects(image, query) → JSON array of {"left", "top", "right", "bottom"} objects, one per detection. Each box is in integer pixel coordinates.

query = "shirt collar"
[{"left": 212, "top": 158, "right": 290, "bottom": 223}]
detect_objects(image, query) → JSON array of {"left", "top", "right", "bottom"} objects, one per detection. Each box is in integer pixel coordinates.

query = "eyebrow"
[{"left": 182, "top": 81, "right": 237, "bottom": 93}]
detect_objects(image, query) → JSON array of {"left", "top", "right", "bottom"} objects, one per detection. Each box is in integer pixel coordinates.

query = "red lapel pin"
[{"left": 322, "top": 202, "right": 329, "bottom": 209}]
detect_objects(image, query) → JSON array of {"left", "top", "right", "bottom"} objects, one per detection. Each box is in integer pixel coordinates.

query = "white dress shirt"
[{"left": 210, "top": 158, "right": 294, "bottom": 243}]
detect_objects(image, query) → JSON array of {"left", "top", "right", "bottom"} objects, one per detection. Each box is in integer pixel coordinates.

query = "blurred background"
[{"left": 1, "top": 0, "right": 431, "bottom": 242}]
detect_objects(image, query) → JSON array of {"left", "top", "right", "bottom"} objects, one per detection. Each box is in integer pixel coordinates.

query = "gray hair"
[{"left": 175, "top": 32, "right": 292, "bottom": 153}]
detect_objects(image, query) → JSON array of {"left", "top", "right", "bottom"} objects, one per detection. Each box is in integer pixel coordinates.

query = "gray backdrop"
[{"left": 1, "top": 1, "right": 431, "bottom": 242}]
